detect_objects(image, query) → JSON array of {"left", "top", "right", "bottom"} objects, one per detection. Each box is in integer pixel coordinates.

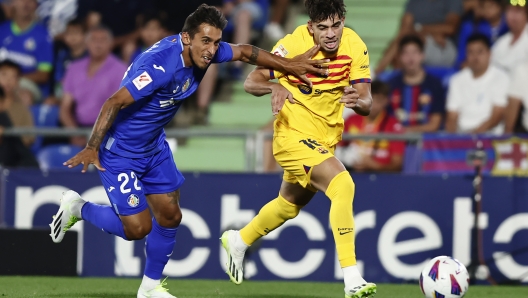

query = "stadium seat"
[
  {"left": 37, "top": 144, "right": 83, "bottom": 172},
  {"left": 30, "top": 105, "right": 60, "bottom": 153}
]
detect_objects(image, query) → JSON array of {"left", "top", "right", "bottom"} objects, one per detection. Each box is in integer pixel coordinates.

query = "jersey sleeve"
[
  {"left": 349, "top": 37, "right": 371, "bottom": 85},
  {"left": 212, "top": 41, "right": 234, "bottom": 63},
  {"left": 36, "top": 30, "right": 53, "bottom": 72},
  {"left": 269, "top": 34, "right": 299, "bottom": 79},
  {"left": 122, "top": 54, "right": 172, "bottom": 101}
]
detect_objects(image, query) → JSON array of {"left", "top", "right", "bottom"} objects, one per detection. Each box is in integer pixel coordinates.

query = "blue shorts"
[{"left": 98, "top": 141, "right": 184, "bottom": 216}]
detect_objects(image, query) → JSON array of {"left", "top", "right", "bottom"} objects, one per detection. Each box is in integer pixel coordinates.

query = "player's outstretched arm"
[
  {"left": 230, "top": 44, "right": 328, "bottom": 87},
  {"left": 63, "top": 87, "right": 135, "bottom": 173},
  {"left": 245, "top": 67, "right": 294, "bottom": 115},
  {"left": 340, "top": 83, "right": 372, "bottom": 116}
]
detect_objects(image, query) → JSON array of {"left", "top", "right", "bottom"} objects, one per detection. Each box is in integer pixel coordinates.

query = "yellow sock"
[
  {"left": 240, "top": 194, "right": 301, "bottom": 245},
  {"left": 325, "top": 171, "right": 356, "bottom": 267}
]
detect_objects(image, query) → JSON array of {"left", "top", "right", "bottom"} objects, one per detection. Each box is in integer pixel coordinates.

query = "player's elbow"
[{"left": 243, "top": 78, "right": 261, "bottom": 96}]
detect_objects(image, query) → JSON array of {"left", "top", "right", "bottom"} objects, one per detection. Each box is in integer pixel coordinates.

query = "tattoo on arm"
[
  {"left": 167, "top": 190, "right": 180, "bottom": 205},
  {"left": 87, "top": 103, "right": 120, "bottom": 150},
  {"left": 249, "top": 46, "right": 259, "bottom": 65}
]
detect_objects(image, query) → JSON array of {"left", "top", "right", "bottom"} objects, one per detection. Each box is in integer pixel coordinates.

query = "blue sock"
[
  {"left": 144, "top": 218, "right": 178, "bottom": 280},
  {"left": 81, "top": 202, "right": 128, "bottom": 240}
]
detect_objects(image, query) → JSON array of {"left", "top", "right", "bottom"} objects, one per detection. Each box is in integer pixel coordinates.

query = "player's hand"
[
  {"left": 340, "top": 86, "right": 360, "bottom": 109},
  {"left": 270, "top": 84, "right": 295, "bottom": 115},
  {"left": 286, "top": 45, "right": 329, "bottom": 88},
  {"left": 63, "top": 147, "right": 105, "bottom": 173}
]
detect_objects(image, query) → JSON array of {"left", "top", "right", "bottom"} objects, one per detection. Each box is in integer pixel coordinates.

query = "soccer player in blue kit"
[{"left": 48, "top": 4, "right": 328, "bottom": 298}]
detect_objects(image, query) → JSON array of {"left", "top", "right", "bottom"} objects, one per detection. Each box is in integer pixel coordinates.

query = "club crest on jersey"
[
  {"left": 317, "top": 147, "right": 329, "bottom": 154},
  {"left": 298, "top": 84, "right": 312, "bottom": 94},
  {"left": 182, "top": 78, "right": 191, "bottom": 92},
  {"left": 24, "top": 37, "right": 36, "bottom": 51},
  {"left": 127, "top": 194, "right": 140, "bottom": 207},
  {"left": 132, "top": 71, "right": 153, "bottom": 90}
]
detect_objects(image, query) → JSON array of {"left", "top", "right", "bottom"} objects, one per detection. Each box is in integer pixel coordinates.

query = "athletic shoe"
[
  {"left": 220, "top": 230, "right": 244, "bottom": 285},
  {"left": 345, "top": 283, "right": 377, "bottom": 298},
  {"left": 49, "top": 190, "right": 84, "bottom": 243},
  {"left": 137, "top": 278, "right": 176, "bottom": 298}
]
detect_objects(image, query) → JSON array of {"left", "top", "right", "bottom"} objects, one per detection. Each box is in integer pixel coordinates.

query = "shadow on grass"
[{"left": 45, "top": 294, "right": 133, "bottom": 298}]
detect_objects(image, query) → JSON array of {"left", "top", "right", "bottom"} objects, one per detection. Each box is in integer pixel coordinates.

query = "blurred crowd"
[
  {"left": 267, "top": 0, "right": 528, "bottom": 173},
  {"left": 0, "top": 0, "right": 527, "bottom": 174},
  {"left": 0, "top": 0, "right": 293, "bottom": 168}
]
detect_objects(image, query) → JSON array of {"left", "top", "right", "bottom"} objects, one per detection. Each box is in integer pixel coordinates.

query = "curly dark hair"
[
  {"left": 304, "top": 0, "right": 347, "bottom": 23},
  {"left": 182, "top": 4, "right": 228, "bottom": 38}
]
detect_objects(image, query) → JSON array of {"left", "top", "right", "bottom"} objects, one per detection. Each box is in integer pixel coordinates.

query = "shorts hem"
[{"left": 118, "top": 204, "right": 149, "bottom": 216}]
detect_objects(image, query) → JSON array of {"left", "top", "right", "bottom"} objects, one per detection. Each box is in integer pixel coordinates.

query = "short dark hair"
[
  {"left": 371, "top": 80, "right": 390, "bottom": 97},
  {"left": 398, "top": 35, "right": 424, "bottom": 52},
  {"left": 305, "top": 0, "right": 346, "bottom": 23},
  {"left": 66, "top": 18, "right": 86, "bottom": 33},
  {"left": 466, "top": 33, "right": 491, "bottom": 49},
  {"left": 182, "top": 4, "right": 227, "bottom": 38},
  {"left": 0, "top": 60, "right": 22, "bottom": 76},
  {"left": 481, "top": 0, "right": 504, "bottom": 6}
]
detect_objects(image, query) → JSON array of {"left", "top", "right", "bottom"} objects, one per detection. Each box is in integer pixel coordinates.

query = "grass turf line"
[{"left": 0, "top": 277, "right": 527, "bottom": 298}]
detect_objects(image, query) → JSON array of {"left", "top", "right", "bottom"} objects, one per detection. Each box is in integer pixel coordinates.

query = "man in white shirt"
[
  {"left": 446, "top": 33, "right": 508, "bottom": 134},
  {"left": 491, "top": 2, "right": 528, "bottom": 75},
  {"left": 505, "top": 60, "right": 528, "bottom": 133}
]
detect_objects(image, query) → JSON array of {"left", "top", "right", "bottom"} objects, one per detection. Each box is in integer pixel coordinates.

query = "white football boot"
[
  {"left": 220, "top": 230, "right": 245, "bottom": 285},
  {"left": 137, "top": 278, "right": 177, "bottom": 298},
  {"left": 49, "top": 190, "right": 85, "bottom": 243},
  {"left": 345, "top": 283, "right": 377, "bottom": 298}
]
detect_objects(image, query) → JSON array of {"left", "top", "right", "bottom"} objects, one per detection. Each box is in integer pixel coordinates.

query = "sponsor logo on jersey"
[
  {"left": 127, "top": 194, "right": 140, "bottom": 207},
  {"left": 132, "top": 71, "right": 153, "bottom": 90},
  {"left": 182, "top": 78, "right": 191, "bottom": 92},
  {"left": 160, "top": 98, "right": 176, "bottom": 108},
  {"left": 153, "top": 64, "right": 165, "bottom": 72},
  {"left": 272, "top": 44, "right": 288, "bottom": 57},
  {"left": 24, "top": 38, "right": 36, "bottom": 51},
  {"left": 298, "top": 84, "right": 312, "bottom": 94}
]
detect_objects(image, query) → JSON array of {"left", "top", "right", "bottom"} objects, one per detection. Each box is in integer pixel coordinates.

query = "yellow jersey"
[{"left": 270, "top": 25, "right": 371, "bottom": 146}]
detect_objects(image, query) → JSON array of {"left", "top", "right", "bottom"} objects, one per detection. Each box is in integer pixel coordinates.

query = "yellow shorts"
[{"left": 273, "top": 131, "right": 335, "bottom": 192}]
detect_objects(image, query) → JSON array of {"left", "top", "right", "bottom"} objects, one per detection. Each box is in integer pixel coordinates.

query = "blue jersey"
[
  {"left": 0, "top": 21, "right": 53, "bottom": 74},
  {"left": 102, "top": 34, "right": 233, "bottom": 158}
]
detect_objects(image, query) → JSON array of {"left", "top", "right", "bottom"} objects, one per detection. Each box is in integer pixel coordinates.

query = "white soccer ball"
[{"left": 419, "top": 256, "right": 470, "bottom": 298}]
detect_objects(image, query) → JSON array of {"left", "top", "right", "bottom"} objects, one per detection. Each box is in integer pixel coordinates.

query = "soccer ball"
[{"left": 419, "top": 256, "right": 469, "bottom": 298}]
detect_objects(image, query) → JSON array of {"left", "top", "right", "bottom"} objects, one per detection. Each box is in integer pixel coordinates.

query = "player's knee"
[
  {"left": 326, "top": 171, "right": 355, "bottom": 203},
  {"left": 124, "top": 221, "right": 152, "bottom": 240},
  {"left": 157, "top": 208, "right": 182, "bottom": 228},
  {"left": 276, "top": 196, "right": 302, "bottom": 220}
]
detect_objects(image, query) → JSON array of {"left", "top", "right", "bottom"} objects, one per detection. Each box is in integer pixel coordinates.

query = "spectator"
[
  {"left": 18, "top": 76, "right": 41, "bottom": 107},
  {"left": 0, "top": 0, "right": 12, "bottom": 23},
  {"left": 446, "top": 34, "right": 508, "bottom": 134},
  {"left": 0, "top": 60, "right": 35, "bottom": 147},
  {"left": 456, "top": 0, "right": 509, "bottom": 69},
  {"left": 490, "top": 1, "right": 528, "bottom": 75},
  {"left": 223, "top": 0, "right": 267, "bottom": 79},
  {"left": 0, "top": 87, "right": 39, "bottom": 168},
  {"left": 336, "top": 81, "right": 405, "bottom": 173},
  {"left": 505, "top": 60, "right": 528, "bottom": 133},
  {"left": 59, "top": 25, "right": 127, "bottom": 147},
  {"left": 52, "top": 18, "right": 87, "bottom": 99},
  {"left": 86, "top": 0, "right": 152, "bottom": 58},
  {"left": 387, "top": 35, "right": 446, "bottom": 133},
  {"left": 0, "top": 0, "right": 53, "bottom": 95},
  {"left": 36, "top": 0, "right": 91, "bottom": 39},
  {"left": 264, "top": 0, "right": 289, "bottom": 41},
  {"left": 128, "top": 16, "right": 167, "bottom": 64},
  {"left": 376, "top": 0, "right": 463, "bottom": 74}
]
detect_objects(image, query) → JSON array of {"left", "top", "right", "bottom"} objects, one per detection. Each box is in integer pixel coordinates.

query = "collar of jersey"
[
  {"left": 178, "top": 33, "right": 191, "bottom": 68},
  {"left": 11, "top": 21, "right": 36, "bottom": 36}
]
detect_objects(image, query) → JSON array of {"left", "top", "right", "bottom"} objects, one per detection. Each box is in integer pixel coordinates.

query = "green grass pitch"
[{"left": 0, "top": 277, "right": 527, "bottom": 297}]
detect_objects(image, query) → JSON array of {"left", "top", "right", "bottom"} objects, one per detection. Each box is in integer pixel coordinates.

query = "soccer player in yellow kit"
[{"left": 220, "top": 0, "right": 376, "bottom": 297}]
